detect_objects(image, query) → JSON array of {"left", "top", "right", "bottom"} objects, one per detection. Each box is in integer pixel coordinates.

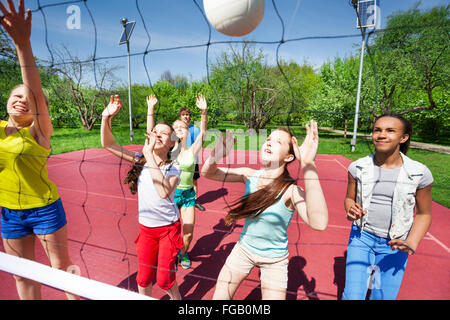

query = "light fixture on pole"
[
  {"left": 351, "top": 0, "right": 379, "bottom": 152},
  {"left": 119, "top": 18, "right": 136, "bottom": 141}
]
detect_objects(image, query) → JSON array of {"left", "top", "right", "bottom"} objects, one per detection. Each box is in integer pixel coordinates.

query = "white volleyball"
[{"left": 203, "top": 0, "right": 265, "bottom": 37}]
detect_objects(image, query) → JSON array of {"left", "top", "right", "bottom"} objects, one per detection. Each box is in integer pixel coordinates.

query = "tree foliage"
[
  {"left": 1, "top": 5, "right": 447, "bottom": 143},
  {"left": 313, "top": 4, "right": 449, "bottom": 141}
]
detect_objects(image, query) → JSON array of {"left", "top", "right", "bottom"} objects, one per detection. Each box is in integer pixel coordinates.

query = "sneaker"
[
  {"left": 179, "top": 252, "right": 191, "bottom": 269},
  {"left": 194, "top": 202, "right": 205, "bottom": 211}
]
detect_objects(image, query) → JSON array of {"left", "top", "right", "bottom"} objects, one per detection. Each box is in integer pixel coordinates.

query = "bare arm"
[
  {"left": 344, "top": 172, "right": 366, "bottom": 221},
  {"left": 289, "top": 120, "right": 328, "bottom": 230},
  {"left": 0, "top": 0, "right": 52, "bottom": 146},
  {"left": 146, "top": 94, "right": 157, "bottom": 133},
  {"left": 100, "top": 95, "right": 135, "bottom": 162},
  {"left": 388, "top": 184, "right": 433, "bottom": 255},
  {"left": 201, "top": 130, "right": 252, "bottom": 183},
  {"left": 190, "top": 94, "right": 207, "bottom": 156}
]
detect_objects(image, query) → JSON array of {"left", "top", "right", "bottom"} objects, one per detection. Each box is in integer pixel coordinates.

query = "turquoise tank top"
[{"left": 239, "top": 170, "right": 295, "bottom": 258}]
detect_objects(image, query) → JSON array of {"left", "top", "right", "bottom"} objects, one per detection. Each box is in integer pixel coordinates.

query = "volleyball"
[{"left": 203, "top": 0, "right": 265, "bottom": 37}]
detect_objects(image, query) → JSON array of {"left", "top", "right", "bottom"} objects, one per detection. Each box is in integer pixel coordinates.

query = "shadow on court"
[
  {"left": 179, "top": 218, "right": 241, "bottom": 300},
  {"left": 196, "top": 187, "right": 228, "bottom": 205}
]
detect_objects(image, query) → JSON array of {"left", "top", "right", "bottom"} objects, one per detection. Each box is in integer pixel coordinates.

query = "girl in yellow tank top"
[
  {"left": 0, "top": 120, "right": 59, "bottom": 209},
  {"left": 0, "top": 1, "right": 78, "bottom": 300}
]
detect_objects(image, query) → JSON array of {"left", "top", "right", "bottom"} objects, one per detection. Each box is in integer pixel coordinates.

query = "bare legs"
[{"left": 3, "top": 225, "right": 79, "bottom": 300}]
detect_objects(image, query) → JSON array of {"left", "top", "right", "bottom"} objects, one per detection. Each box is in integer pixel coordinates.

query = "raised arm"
[
  {"left": 190, "top": 93, "right": 208, "bottom": 156},
  {"left": 201, "top": 130, "right": 252, "bottom": 183},
  {"left": 146, "top": 94, "right": 157, "bottom": 133},
  {"left": 100, "top": 95, "right": 135, "bottom": 162},
  {"left": 289, "top": 120, "right": 328, "bottom": 231},
  {"left": 0, "top": 0, "right": 52, "bottom": 146}
]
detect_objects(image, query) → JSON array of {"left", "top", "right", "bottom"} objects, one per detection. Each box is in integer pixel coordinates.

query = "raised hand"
[
  {"left": 196, "top": 94, "right": 207, "bottom": 111},
  {"left": 102, "top": 95, "right": 122, "bottom": 118},
  {"left": 297, "top": 120, "right": 319, "bottom": 166},
  {"left": 146, "top": 94, "right": 158, "bottom": 113},
  {"left": 0, "top": 0, "right": 31, "bottom": 46},
  {"left": 143, "top": 132, "right": 157, "bottom": 156}
]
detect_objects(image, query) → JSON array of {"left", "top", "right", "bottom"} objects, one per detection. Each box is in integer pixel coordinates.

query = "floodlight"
[{"left": 119, "top": 19, "right": 136, "bottom": 45}]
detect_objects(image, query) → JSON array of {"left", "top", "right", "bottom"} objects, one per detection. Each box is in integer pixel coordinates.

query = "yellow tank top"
[{"left": 0, "top": 121, "right": 59, "bottom": 209}]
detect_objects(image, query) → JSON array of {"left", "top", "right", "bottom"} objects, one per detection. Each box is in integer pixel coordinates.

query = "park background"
[{"left": 1, "top": 0, "right": 447, "bottom": 205}]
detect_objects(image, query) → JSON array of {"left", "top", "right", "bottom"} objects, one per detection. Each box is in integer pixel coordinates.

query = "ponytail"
[{"left": 124, "top": 154, "right": 146, "bottom": 195}]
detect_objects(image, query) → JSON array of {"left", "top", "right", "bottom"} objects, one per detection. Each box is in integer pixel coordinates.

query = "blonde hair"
[{"left": 173, "top": 119, "right": 188, "bottom": 129}]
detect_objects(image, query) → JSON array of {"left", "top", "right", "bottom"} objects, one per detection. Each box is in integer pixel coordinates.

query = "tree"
[
  {"left": 209, "top": 42, "right": 284, "bottom": 129},
  {"left": 369, "top": 4, "right": 449, "bottom": 117},
  {"left": 0, "top": 26, "right": 20, "bottom": 117},
  {"left": 312, "top": 56, "right": 362, "bottom": 129},
  {"left": 313, "top": 4, "right": 449, "bottom": 140},
  {"left": 0, "top": 27, "right": 15, "bottom": 60},
  {"left": 49, "top": 46, "right": 121, "bottom": 130}
]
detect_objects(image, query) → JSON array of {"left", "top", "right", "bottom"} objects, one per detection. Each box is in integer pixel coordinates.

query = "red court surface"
[{"left": 1, "top": 147, "right": 449, "bottom": 300}]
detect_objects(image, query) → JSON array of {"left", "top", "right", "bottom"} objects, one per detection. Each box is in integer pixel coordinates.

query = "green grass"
[{"left": 50, "top": 125, "right": 449, "bottom": 207}]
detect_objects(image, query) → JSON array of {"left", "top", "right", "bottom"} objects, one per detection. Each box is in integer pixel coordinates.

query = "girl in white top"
[
  {"left": 146, "top": 94, "right": 208, "bottom": 270},
  {"left": 101, "top": 95, "right": 182, "bottom": 299}
]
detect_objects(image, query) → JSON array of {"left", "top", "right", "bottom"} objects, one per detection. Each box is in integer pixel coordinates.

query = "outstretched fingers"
[{"left": 6, "top": 0, "right": 16, "bottom": 13}]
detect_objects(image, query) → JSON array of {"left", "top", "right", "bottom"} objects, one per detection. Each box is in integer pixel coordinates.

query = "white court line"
[
  {"left": 47, "top": 152, "right": 114, "bottom": 168},
  {"left": 426, "top": 232, "right": 450, "bottom": 255},
  {"left": 58, "top": 186, "right": 137, "bottom": 202},
  {"left": 333, "top": 157, "right": 349, "bottom": 171}
]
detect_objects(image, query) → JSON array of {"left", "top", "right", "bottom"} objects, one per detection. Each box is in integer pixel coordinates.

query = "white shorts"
[{"left": 225, "top": 241, "right": 289, "bottom": 289}]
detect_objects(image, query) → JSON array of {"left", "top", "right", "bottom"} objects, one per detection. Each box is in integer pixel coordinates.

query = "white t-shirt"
[{"left": 137, "top": 161, "right": 181, "bottom": 228}]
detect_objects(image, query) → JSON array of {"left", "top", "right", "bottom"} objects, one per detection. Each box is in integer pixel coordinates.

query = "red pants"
[{"left": 135, "top": 221, "right": 183, "bottom": 290}]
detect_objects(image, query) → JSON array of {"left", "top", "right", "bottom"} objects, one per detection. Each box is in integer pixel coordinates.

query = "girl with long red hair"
[{"left": 201, "top": 121, "right": 329, "bottom": 300}]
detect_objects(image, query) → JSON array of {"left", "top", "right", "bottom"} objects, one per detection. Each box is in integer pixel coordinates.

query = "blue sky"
[{"left": 24, "top": 0, "right": 448, "bottom": 88}]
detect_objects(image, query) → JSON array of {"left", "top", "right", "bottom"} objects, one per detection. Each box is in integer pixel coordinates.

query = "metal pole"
[
  {"left": 351, "top": 31, "right": 366, "bottom": 152},
  {"left": 126, "top": 40, "right": 133, "bottom": 141}
]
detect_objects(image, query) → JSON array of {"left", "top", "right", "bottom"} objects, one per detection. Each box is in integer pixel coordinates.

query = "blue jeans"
[{"left": 342, "top": 225, "right": 409, "bottom": 300}]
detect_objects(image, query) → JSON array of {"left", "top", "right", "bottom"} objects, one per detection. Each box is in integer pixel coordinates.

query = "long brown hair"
[
  {"left": 123, "top": 122, "right": 175, "bottom": 194},
  {"left": 224, "top": 128, "right": 297, "bottom": 226}
]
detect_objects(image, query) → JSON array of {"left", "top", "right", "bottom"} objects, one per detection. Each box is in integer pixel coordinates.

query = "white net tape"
[{"left": 0, "top": 252, "right": 154, "bottom": 300}]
